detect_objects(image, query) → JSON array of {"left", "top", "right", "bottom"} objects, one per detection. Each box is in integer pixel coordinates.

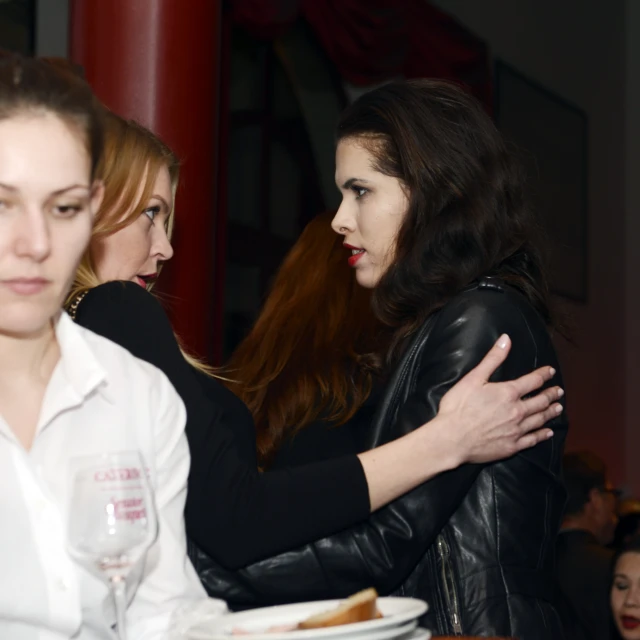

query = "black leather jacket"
[{"left": 191, "top": 278, "right": 568, "bottom": 639}]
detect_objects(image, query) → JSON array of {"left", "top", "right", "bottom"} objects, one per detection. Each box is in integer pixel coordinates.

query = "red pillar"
[{"left": 70, "top": 0, "right": 223, "bottom": 361}]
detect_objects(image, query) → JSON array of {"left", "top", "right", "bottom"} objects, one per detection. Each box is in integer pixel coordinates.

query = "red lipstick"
[
  {"left": 344, "top": 243, "right": 365, "bottom": 268},
  {"left": 622, "top": 616, "right": 640, "bottom": 630},
  {"left": 135, "top": 273, "right": 158, "bottom": 288}
]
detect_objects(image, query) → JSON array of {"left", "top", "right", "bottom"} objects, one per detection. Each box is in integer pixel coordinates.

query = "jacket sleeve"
[{"left": 196, "top": 289, "right": 549, "bottom": 605}]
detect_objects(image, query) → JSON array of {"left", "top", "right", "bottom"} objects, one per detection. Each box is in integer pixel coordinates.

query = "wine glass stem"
[{"left": 111, "top": 575, "right": 128, "bottom": 640}]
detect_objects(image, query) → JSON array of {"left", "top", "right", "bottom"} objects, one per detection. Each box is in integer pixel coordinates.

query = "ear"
[
  {"left": 89, "top": 179, "right": 105, "bottom": 218},
  {"left": 587, "top": 487, "right": 603, "bottom": 511}
]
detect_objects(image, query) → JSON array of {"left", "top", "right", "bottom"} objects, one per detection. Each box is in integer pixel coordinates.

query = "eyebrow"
[
  {"left": 0, "top": 182, "right": 91, "bottom": 195},
  {"left": 52, "top": 184, "right": 92, "bottom": 196},
  {"left": 340, "top": 177, "right": 371, "bottom": 190},
  {"left": 149, "top": 195, "right": 171, "bottom": 211}
]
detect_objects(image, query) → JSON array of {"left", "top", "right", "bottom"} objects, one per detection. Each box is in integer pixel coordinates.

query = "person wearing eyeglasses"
[{"left": 557, "top": 451, "right": 621, "bottom": 640}]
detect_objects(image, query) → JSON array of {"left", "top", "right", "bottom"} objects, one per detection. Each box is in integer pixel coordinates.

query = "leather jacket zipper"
[{"left": 437, "top": 535, "right": 463, "bottom": 635}]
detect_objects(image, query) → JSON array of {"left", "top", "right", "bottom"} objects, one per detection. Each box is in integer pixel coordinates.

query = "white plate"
[
  {"left": 199, "top": 620, "right": 420, "bottom": 640},
  {"left": 184, "top": 625, "right": 430, "bottom": 640},
  {"left": 185, "top": 623, "right": 429, "bottom": 640},
  {"left": 184, "top": 597, "right": 428, "bottom": 640}
]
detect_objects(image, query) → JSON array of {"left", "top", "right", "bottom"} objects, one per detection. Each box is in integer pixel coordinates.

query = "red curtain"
[{"left": 229, "top": 0, "right": 491, "bottom": 106}]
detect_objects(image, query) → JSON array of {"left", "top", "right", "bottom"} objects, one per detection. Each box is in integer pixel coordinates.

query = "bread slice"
[{"left": 298, "top": 588, "right": 380, "bottom": 629}]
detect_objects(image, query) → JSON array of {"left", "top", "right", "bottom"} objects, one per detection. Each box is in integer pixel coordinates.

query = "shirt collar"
[{"left": 54, "top": 312, "right": 114, "bottom": 404}]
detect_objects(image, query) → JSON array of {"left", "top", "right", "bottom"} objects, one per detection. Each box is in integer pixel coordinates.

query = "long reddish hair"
[{"left": 223, "top": 212, "right": 383, "bottom": 466}]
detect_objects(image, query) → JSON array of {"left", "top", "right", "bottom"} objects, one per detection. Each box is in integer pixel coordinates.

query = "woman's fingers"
[
  {"left": 513, "top": 427, "right": 555, "bottom": 452},
  {"left": 461, "top": 334, "right": 512, "bottom": 386},
  {"left": 458, "top": 336, "right": 558, "bottom": 404},
  {"left": 519, "top": 402, "right": 564, "bottom": 435},
  {"left": 510, "top": 365, "right": 557, "bottom": 398},
  {"left": 436, "top": 336, "right": 565, "bottom": 464},
  {"left": 520, "top": 386, "right": 564, "bottom": 418},
  {"left": 500, "top": 393, "right": 564, "bottom": 457}
]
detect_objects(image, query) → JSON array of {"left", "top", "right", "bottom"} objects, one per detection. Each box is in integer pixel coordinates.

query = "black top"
[
  {"left": 73, "top": 281, "right": 370, "bottom": 569},
  {"left": 556, "top": 529, "right": 613, "bottom": 640},
  {"left": 270, "top": 392, "right": 379, "bottom": 470}
]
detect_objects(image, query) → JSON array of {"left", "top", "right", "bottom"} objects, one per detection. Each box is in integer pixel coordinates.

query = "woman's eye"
[
  {"left": 53, "top": 204, "right": 82, "bottom": 217},
  {"left": 143, "top": 206, "right": 161, "bottom": 223},
  {"left": 351, "top": 185, "right": 368, "bottom": 199},
  {"left": 614, "top": 582, "right": 629, "bottom": 591}
]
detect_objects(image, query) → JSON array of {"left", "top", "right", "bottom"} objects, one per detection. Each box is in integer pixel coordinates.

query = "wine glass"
[{"left": 67, "top": 451, "right": 158, "bottom": 640}]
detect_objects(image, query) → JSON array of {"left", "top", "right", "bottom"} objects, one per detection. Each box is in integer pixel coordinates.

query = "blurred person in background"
[{"left": 557, "top": 451, "right": 620, "bottom": 640}]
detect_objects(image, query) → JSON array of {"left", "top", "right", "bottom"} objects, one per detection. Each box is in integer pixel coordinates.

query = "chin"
[
  {"left": 0, "top": 295, "right": 62, "bottom": 336},
  {"left": 355, "top": 269, "right": 379, "bottom": 289},
  {"left": 0, "top": 312, "right": 57, "bottom": 337}
]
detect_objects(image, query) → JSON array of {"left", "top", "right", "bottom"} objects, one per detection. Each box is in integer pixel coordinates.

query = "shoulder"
[
  {"left": 438, "top": 278, "right": 539, "bottom": 330},
  {"left": 78, "top": 281, "right": 170, "bottom": 324},
  {"left": 74, "top": 281, "right": 178, "bottom": 359},
  {"left": 73, "top": 318, "right": 175, "bottom": 394},
  {"left": 74, "top": 320, "right": 184, "bottom": 444},
  {"left": 68, "top": 316, "right": 186, "bottom": 480},
  {"left": 430, "top": 278, "right": 549, "bottom": 349},
  {"left": 414, "top": 277, "right": 557, "bottom": 378}
]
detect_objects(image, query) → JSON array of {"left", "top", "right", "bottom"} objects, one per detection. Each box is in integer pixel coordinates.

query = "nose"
[
  {"left": 331, "top": 201, "right": 355, "bottom": 236},
  {"left": 153, "top": 226, "right": 174, "bottom": 262},
  {"left": 626, "top": 585, "right": 640, "bottom": 608},
  {"left": 14, "top": 207, "right": 51, "bottom": 262}
]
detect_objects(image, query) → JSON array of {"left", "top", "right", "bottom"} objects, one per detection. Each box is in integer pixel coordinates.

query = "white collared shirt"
[{"left": 0, "top": 312, "right": 212, "bottom": 639}]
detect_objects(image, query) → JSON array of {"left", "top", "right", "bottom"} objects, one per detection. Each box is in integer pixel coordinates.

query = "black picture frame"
[
  {"left": 0, "top": 0, "right": 36, "bottom": 55},
  {"left": 494, "top": 60, "right": 589, "bottom": 303}
]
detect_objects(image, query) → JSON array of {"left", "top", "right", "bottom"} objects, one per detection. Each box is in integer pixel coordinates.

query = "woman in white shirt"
[{"left": 0, "top": 54, "right": 209, "bottom": 638}]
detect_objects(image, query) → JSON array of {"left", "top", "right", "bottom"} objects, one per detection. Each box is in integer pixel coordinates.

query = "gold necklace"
[{"left": 66, "top": 291, "right": 89, "bottom": 321}]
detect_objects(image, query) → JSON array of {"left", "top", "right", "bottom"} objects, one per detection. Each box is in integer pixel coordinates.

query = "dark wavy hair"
[
  {"left": 337, "top": 79, "right": 552, "bottom": 360},
  {"left": 613, "top": 535, "right": 640, "bottom": 569}
]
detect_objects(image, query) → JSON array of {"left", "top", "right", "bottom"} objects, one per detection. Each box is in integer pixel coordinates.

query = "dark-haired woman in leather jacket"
[{"left": 193, "top": 79, "right": 568, "bottom": 640}]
